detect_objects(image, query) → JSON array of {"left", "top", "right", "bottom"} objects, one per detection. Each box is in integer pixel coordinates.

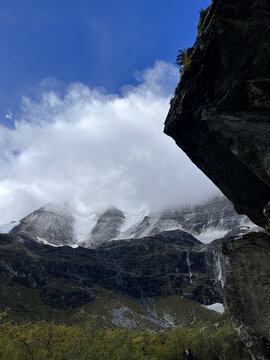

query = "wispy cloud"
[{"left": 0, "top": 61, "right": 220, "bottom": 222}]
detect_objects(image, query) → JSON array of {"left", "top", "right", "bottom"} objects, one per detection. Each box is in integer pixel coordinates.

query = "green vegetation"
[
  {"left": 0, "top": 281, "right": 225, "bottom": 333},
  {"left": 173, "top": 0, "right": 214, "bottom": 97},
  {"left": 0, "top": 273, "right": 251, "bottom": 359},
  {"left": 197, "top": 0, "right": 215, "bottom": 33},
  {"left": 197, "top": 6, "right": 210, "bottom": 33},
  {"left": 175, "top": 47, "right": 192, "bottom": 75},
  {"left": 0, "top": 309, "right": 251, "bottom": 360},
  {"left": 175, "top": 1, "right": 214, "bottom": 76}
]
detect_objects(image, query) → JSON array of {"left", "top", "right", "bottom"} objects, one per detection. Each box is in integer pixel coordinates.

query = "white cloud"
[{"left": 0, "top": 60, "right": 220, "bottom": 223}]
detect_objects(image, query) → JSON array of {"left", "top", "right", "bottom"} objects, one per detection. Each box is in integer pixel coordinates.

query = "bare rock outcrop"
[
  {"left": 223, "top": 232, "right": 270, "bottom": 359},
  {"left": 85, "top": 208, "right": 125, "bottom": 246},
  {"left": 165, "top": 0, "right": 270, "bottom": 229},
  {"left": 164, "top": 0, "right": 270, "bottom": 358},
  {"left": 11, "top": 204, "right": 76, "bottom": 246}
]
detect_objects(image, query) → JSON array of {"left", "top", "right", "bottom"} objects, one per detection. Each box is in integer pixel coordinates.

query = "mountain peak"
[{"left": 6, "top": 196, "right": 256, "bottom": 248}]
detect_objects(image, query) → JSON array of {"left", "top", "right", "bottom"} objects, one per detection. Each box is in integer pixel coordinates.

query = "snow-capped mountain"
[
  {"left": 0, "top": 196, "right": 253, "bottom": 315},
  {"left": 119, "top": 196, "right": 254, "bottom": 242},
  {"left": 9, "top": 203, "right": 77, "bottom": 247},
  {"left": 0, "top": 221, "right": 20, "bottom": 233},
  {"left": 6, "top": 196, "right": 256, "bottom": 248}
]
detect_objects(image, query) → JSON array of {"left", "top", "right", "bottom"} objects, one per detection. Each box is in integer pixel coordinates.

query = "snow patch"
[
  {"left": 0, "top": 221, "right": 19, "bottom": 233},
  {"left": 119, "top": 206, "right": 149, "bottom": 238},
  {"left": 37, "top": 236, "right": 81, "bottom": 248},
  {"left": 202, "top": 303, "right": 224, "bottom": 314},
  {"left": 73, "top": 212, "right": 97, "bottom": 244},
  {"left": 71, "top": 244, "right": 79, "bottom": 248},
  {"left": 37, "top": 236, "right": 62, "bottom": 247},
  {"left": 196, "top": 228, "right": 228, "bottom": 243}
]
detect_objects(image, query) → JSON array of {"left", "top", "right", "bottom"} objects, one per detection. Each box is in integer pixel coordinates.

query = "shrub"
[
  {"left": 175, "top": 47, "right": 192, "bottom": 75},
  {"left": 0, "top": 311, "right": 251, "bottom": 360},
  {"left": 197, "top": 0, "right": 214, "bottom": 33}
]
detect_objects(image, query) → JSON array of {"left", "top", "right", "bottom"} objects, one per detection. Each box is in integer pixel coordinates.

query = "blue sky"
[
  {"left": 0, "top": 0, "right": 209, "bottom": 123},
  {"left": 0, "top": 0, "right": 220, "bottom": 223}
]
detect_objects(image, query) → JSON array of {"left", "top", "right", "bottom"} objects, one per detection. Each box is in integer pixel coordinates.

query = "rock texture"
[
  {"left": 98, "top": 230, "right": 226, "bottom": 303},
  {"left": 9, "top": 196, "right": 255, "bottom": 247},
  {"left": 164, "top": 0, "right": 270, "bottom": 358},
  {"left": 0, "top": 234, "right": 225, "bottom": 330},
  {"left": 11, "top": 204, "right": 76, "bottom": 246},
  {"left": 164, "top": 0, "right": 270, "bottom": 229},
  {"left": 85, "top": 208, "right": 125, "bottom": 246},
  {"left": 126, "top": 196, "right": 253, "bottom": 242},
  {"left": 0, "top": 230, "right": 225, "bottom": 310},
  {"left": 223, "top": 232, "right": 270, "bottom": 359}
]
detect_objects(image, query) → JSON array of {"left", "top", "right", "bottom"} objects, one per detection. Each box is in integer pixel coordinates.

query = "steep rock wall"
[
  {"left": 0, "top": 231, "right": 224, "bottom": 308},
  {"left": 164, "top": 0, "right": 270, "bottom": 358},
  {"left": 223, "top": 232, "right": 270, "bottom": 359},
  {"left": 165, "top": 0, "right": 270, "bottom": 229}
]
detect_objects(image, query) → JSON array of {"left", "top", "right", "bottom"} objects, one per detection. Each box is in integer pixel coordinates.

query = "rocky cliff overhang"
[
  {"left": 164, "top": 0, "right": 270, "bottom": 229},
  {"left": 164, "top": 0, "right": 270, "bottom": 358}
]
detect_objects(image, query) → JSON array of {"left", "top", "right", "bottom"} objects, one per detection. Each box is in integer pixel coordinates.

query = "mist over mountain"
[
  {"left": 0, "top": 194, "right": 259, "bottom": 331},
  {"left": 0, "top": 61, "right": 220, "bottom": 224},
  {"left": 2, "top": 0, "right": 268, "bottom": 358},
  {"left": 8, "top": 196, "right": 256, "bottom": 249}
]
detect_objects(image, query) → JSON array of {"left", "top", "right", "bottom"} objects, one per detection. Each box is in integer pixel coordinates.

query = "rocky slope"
[
  {"left": 9, "top": 196, "right": 254, "bottom": 247},
  {"left": 0, "top": 231, "right": 224, "bottom": 329},
  {"left": 1, "top": 198, "right": 242, "bottom": 329},
  {"left": 86, "top": 208, "right": 125, "bottom": 246},
  {"left": 2, "top": 198, "right": 261, "bottom": 346},
  {"left": 10, "top": 204, "right": 77, "bottom": 246},
  {"left": 164, "top": 0, "right": 270, "bottom": 358},
  {"left": 1, "top": 230, "right": 225, "bottom": 304}
]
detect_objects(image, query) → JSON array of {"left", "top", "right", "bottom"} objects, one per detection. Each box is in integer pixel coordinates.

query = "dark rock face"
[
  {"left": 98, "top": 230, "right": 225, "bottom": 303},
  {"left": 164, "top": 0, "right": 270, "bottom": 358},
  {"left": 164, "top": 0, "right": 270, "bottom": 229},
  {"left": 41, "top": 287, "right": 95, "bottom": 309},
  {"left": 223, "top": 232, "right": 270, "bottom": 359},
  {"left": 0, "top": 231, "right": 225, "bottom": 310}
]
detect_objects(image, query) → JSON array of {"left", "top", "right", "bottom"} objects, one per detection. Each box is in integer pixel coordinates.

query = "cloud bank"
[{"left": 0, "top": 61, "right": 220, "bottom": 223}]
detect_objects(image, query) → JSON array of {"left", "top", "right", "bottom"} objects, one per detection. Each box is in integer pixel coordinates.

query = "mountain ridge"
[{"left": 8, "top": 196, "right": 255, "bottom": 248}]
